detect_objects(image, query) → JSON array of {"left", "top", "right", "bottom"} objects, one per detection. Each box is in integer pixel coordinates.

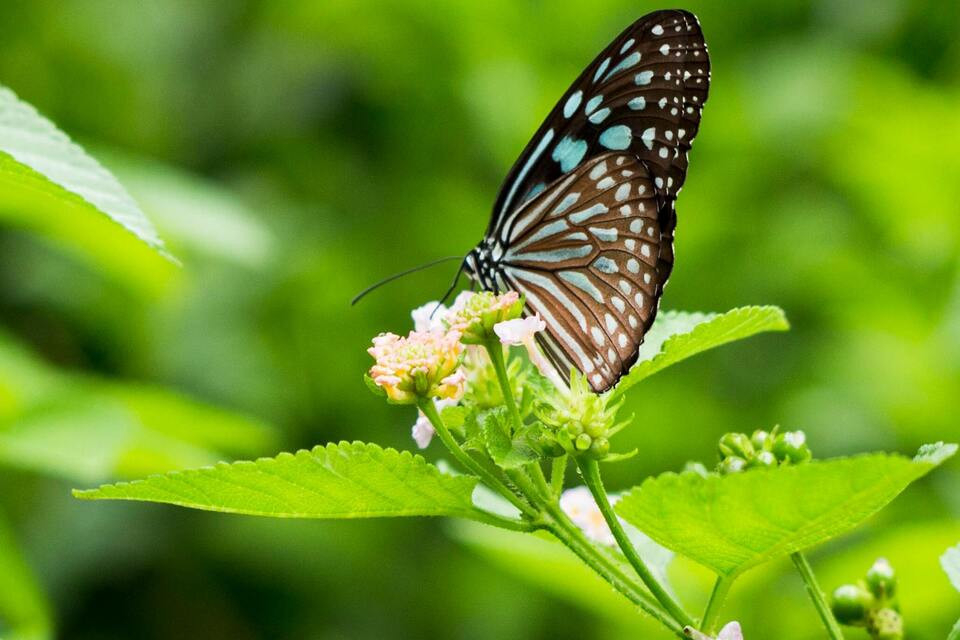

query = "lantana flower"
[
  {"left": 411, "top": 397, "right": 458, "bottom": 449},
  {"left": 368, "top": 330, "right": 465, "bottom": 404},
  {"left": 559, "top": 486, "right": 621, "bottom": 546},
  {"left": 494, "top": 314, "right": 567, "bottom": 390},
  {"left": 411, "top": 300, "right": 448, "bottom": 332},
  {"left": 686, "top": 622, "right": 744, "bottom": 640},
  {"left": 445, "top": 291, "right": 524, "bottom": 344}
]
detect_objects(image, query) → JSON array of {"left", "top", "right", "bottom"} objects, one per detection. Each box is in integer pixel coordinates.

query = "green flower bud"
[
  {"left": 772, "top": 430, "right": 812, "bottom": 464},
  {"left": 831, "top": 583, "right": 874, "bottom": 625},
  {"left": 566, "top": 420, "right": 584, "bottom": 436},
  {"left": 751, "top": 429, "right": 772, "bottom": 451},
  {"left": 718, "top": 456, "right": 747, "bottom": 475},
  {"left": 868, "top": 608, "right": 903, "bottom": 640},
  {"left": 589, "top": 437, "right": 610, "bottom": 458},
  {"left": 575, "top": 433, "right": 592, "bottom": 451},
  {"left": 718, "top": 432, "right": 755, "bottom": 461},
  {"left": 748, "top": 450, "right": 777, "bottom": 469},
  {"left": 682, "top": 461, "right": 710, "bottom": 477},
  {"left": 866, "top": 557, "right": 897, "bottom": 600}
]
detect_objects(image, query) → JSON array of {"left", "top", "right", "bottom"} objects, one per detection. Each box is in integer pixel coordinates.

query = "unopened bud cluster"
[
  {"left": 831, "top": 558, "right": 902, "bottom": 639},
  {"left": 444, "top": 291, "right": 524, "bottom": 344},
  {"left": 537, "top": 373, "right": 626, "bottom": 459},
  {"left": 716, "top": 427, "right": 811, "bottom": 474}
]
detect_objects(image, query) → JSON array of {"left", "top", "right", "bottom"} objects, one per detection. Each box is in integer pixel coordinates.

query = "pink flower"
[
  {"left": 368, "top": 329, "right": 464, "bottom": 404},
  {"left": 495, "top": 314, "right": 566, "bottom": 390},
  {"left": 444, "top": 291, "right": 524, "bottom": 344}
]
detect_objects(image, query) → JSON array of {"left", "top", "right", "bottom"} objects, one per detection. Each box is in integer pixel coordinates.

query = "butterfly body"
[{"left": 464, "top": 9, "right": 710, "bottom": 392}]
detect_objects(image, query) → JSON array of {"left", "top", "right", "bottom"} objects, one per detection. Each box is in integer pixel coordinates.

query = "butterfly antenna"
[
  {"left": 429, "top": 257, "right": 469, "bottom": 319},
  {"left": 351, "top": 256, "right": 464, "bottom": 305}
]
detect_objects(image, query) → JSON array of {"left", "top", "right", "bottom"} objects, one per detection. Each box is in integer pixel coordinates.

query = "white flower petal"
[
  {"left": 411, "top": 301, "right": 447, "bottom": 332},
  {"left": 411, "top": 413, "right": 435, "bottom": 448},
  {"left": 718, "top": 621, "right": 743, "bottom": 640},
  {"left": 559, "top": 486, "right": 621, "bottom": 546},
  {"left": 494, "top": 314, "right": 546, "bottom": 345}
]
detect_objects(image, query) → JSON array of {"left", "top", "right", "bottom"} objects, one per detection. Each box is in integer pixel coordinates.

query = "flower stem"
[
  {"left": 550, "top": 455, "right": 567, "bottom": 496},
  {"left": 539, "top": 493, "right": 686, "bottom": 637},
  {"left": 700, "top": 575, "right": 733, "bottom": 634},
  {"left": 947, "top": 618, "right": 960, "bottom": 640},
  {"left": 791, "top": 552, "right": 845, "bottom": 640},
  {"left": 418, "top": 399, "right": 537, "bottom": 519},
  {"left": 483, "top": 337, "right": 524, "bottom": 433},
  {"left": 577, "top": 457, "right": 695, "bottom": 628}
]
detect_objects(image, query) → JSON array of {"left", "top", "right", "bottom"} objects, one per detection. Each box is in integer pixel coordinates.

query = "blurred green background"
[{"left": 0, "top": 0, "right": 958, "bottom": 638}]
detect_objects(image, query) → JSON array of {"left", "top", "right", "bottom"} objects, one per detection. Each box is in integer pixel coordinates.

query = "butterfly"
[{"left": 463, "top": 9, "right": 710, "bottom": 393}]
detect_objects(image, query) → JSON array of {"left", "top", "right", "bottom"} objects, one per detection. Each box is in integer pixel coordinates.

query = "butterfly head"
[{"left": 463, "top": 238, "right": 501, "bottom": 293}]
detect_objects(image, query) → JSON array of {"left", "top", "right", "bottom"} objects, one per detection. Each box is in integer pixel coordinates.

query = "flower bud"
[
  {"left": 575, "top": 433, "right": 593, "bottom": 451},
  {"left": 772, "top": 430, "right": 812, "bottom": 464},
  {"left": 718, "top": 456, "right": 747, "bottom": 475},
  {"left": 718, "top": 432, "right": 755, "bottom": 461},
  {"left": 751, "top": 429, "right": 772, "bottom": 451},
  {"left": 868, "top": 608, "right": 903, "bottom": 640},
  {"left": 589, "top": 437, "right": 610, "bottom": 458},
  {"left": 831, "top": 583, "right": 874, "bottom": 625},
  {"left": 445, "top": 291, "right": 523, "bottom": 344},
  {"left": 748, "top": 450, "right": 777, "bottom": 469},
  {"left": 865, "top": 557, "right": 897, "bottom": 600}
]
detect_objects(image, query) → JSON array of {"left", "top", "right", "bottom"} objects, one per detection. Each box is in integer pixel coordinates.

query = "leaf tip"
[{"left": 914, "top": 442, "right": 958, "bottom": 465}]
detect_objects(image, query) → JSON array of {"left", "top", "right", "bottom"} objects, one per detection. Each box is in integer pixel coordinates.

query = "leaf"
[
  {"left": 942, "top": 543, "right": 960, "bottom": 593},
  {"left": 482, "top": 410, "right": 539, "bottom": 469},
  {"left": 0, "top": 331, "right": 275, "bottom": 482},
  {"left": 0, "top": 511, "right": 52, "bottom": 640},
  {"left": 616, "top": 443, "right": 957, "bottom": 578},
  {"left": 610, "top": 306, "right": 789, "bottom": 399},
  {"left": 0, "top": 86, "right": 165, "bottom": 254},
  {"left": 74, "top": 441, "right": 483, "bottom": 520}
]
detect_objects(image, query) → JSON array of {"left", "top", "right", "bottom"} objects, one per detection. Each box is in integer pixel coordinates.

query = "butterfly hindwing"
[
  {"left": 493, "top": 153, "right": 662, "bottom": 392},
  {"left": 489, "top": 8, "right": 710, "bottom": 253}
]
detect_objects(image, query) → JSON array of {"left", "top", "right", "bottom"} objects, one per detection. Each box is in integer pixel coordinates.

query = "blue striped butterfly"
[{"left": 464, "top": 9, "right": 710, "bottom": 392}]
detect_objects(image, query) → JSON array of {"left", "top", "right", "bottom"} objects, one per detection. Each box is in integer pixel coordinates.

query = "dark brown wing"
[
  {"left": 489, "top": 8, "right": 710, "bottom": 292},
  {"left": 491, "top": 153, "right": 663, "bottom": 392}
]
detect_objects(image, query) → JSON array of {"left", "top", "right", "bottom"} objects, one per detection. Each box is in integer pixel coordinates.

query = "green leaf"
[
  {"left": 74, "top": 441, "right": 483, "bottom": 519},
  {"left": 0, "top": 86, "right": 175, "bottom": 294},
  {"left": 0, "top": 86, "right": 165, "bottom": 253},
  {"left": 609, "top": 306, "right": 789, "bottom": 399},
  {"left": 942, "top": 543, "right": 960, "bottom": 593},
  {"left": 0, "top": 511, "right": 52, "bottom": 640},
  {"left": 616, "top": 443, "right": 957, "bottom": 578},
  {"left": 482, "top": 409, "right": 539, "bottom": 469}
]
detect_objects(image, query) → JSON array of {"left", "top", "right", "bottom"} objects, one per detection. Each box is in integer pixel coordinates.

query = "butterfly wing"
[
  {"left": 491, "top": 152, "right": 663, "bottom": 392},
  {"left": 489, "top": 9, "right": 709, "bottom": 288}
]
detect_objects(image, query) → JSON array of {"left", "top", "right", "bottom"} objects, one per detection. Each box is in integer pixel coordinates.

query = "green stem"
[
  {"left": 418, "top": 399, "right": 537, "bottom": 519},
  {"left": 791, "top": 552, "right": 845, "bottom": 640},
  {"left": 484, "top": 337, "right": 524, "bottom": 432},
  {"left": 578, "top": 457, "right": 695, "bottom": 628},
  {"left": 540, "top": 496, "right": 685, "bottom": 637},
  {"left": 550, "top": 455, "right": 567, "bottom": 496},
  {"left": 700, "top": 575, "right": 734, "bottom": 634},
  {"left": 469, "top": 509, "right": 540, "bottom": 532}
]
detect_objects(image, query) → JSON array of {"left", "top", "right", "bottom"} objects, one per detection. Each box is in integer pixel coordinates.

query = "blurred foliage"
[{"left": 0, "top": 0, "right": 957, "bottom": 638}]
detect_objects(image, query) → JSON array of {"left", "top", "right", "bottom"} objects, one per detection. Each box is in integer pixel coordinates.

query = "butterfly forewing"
[
  {"left": 494, "top": 153, "right": 662, "bottom": 392},
  {"left": 490, "top": 9, "right": 710, "bottom": 248}
]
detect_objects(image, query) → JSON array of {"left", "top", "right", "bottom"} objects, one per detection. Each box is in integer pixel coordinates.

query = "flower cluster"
[
  {"left": 367, "top": 330, "right": 465, "bottom": 405},
  {"left": 538, "top": 372, "right": 627, "bottom": 458},
  {"left": 559, "top": 486, "right": 619, "bottom": 545},
  {"left": 831, "top": 558, "right": 902, "bottom": 639},
  {"left": 444, "top": 290, "right": 524, "bottom": 344},
  {"left": 716, "top": 427, "right": 812, "bottom": 474},
  {"left": 686, "top": 622, "right": 744, "bottom": 640}
]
